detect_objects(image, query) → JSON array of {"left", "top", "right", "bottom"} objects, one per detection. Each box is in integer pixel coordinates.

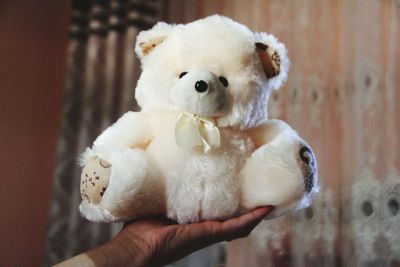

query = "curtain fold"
[{"left": 44, "top": 0, "right": 164, "bottom": 265}]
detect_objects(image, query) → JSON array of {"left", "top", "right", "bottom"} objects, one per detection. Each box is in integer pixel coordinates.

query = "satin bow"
[{"left": 175, "top": 112, "right": 221, "bottom": 153}]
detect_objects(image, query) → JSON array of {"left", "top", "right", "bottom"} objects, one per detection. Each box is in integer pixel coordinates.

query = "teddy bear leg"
[
  {"left": 240, "top": 130, "right": 318, "bottom": 219},
  {"left": 167, "top": 173, "right": 240, "bottom": 224},
  {"left": 79, "top": 147, "right": 165, "bottom": 222}
]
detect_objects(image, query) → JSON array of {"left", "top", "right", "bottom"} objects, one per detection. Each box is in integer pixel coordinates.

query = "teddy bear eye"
[
  {"left": 179, "top": 72, "right": 188, "bottom": 78},
  {"left": 219, "top": 76, "right": 228, "bottom": 87}
]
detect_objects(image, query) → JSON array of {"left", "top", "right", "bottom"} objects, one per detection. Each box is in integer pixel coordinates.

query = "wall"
[{"left": 0, "top": 1, "right": 69, "bottom": 266}]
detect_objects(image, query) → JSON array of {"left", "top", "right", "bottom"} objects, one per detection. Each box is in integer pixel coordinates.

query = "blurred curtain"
[
  {"left": 45, "top": 0, "right": 400, "bottom": 266},
  {"left": 44, "top": 0, "right": 164, "bottom": 265}
]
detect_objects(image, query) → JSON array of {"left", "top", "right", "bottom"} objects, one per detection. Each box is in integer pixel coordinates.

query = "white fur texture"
[{"left": 78, "top": 15, "right": 318, "bottom": 224}]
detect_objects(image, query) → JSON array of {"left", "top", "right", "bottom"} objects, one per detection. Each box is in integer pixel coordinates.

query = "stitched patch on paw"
[
  {"left": 297, "top": 145, "right": 317, "bottom": 193},
  {"left": 80, "top": 158, "right": 111, "bottom": 205}
]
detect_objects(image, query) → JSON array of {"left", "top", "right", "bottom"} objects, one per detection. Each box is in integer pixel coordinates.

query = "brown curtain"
[
  {"left": 44, "top": 0, "right": 166, "bottom": 265},
  {"left": 46, "top": 0, "right": 400, "bottom": 266}
]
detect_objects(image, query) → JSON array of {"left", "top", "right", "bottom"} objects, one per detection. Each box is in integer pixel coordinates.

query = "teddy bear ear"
[
  {"left": 254, "top": 32, "right": 290, "bottom": 90},
  {"left": 135, "top": 22, "right": 174, "bottom": 59}
]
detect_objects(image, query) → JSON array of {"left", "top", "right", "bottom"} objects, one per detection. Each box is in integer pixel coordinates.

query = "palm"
[{"left": 118, "top": 207, "right": 273, "bottom": 267}]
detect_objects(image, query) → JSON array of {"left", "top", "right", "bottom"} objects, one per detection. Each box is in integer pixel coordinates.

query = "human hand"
[
  {"left": 96, "top": 206, "right": 273, "bottom": 267},
  {"left": 56, "top": 206, "right": 274, "bottom": 267}
]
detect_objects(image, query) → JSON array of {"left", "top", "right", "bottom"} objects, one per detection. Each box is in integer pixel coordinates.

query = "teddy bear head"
[{"left": 134, "top": 15, "right": 289, "bottom": 129}]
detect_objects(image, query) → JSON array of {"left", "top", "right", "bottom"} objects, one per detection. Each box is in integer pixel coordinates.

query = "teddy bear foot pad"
[{"left": 80, "top": 156, "right": 111, "bottom": 205}]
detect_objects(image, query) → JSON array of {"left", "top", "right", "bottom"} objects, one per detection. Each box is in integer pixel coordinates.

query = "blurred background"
[{"left": 0, "top": 0, "right": 399, "bottom": 266}]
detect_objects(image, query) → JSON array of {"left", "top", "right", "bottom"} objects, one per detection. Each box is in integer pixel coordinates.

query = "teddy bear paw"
[{"left": 80, "top": 156, "right": 111, "bottom": 205}]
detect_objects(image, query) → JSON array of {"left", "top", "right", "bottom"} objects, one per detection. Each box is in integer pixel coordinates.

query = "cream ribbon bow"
[{"left": 175, "top": 112, "right": 221, "bottom": 153}]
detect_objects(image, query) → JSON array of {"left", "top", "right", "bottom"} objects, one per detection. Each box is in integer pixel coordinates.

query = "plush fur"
[{"left": 78, "top": 15, "right": 318, "bottom": 224}]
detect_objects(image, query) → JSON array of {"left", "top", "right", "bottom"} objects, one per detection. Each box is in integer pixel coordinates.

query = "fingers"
[
  {"left": 182, "top": 206, "right": 274, "bottom": 245},
  {"left": 218, "top": 206, "right": 274, "bottom": 240},
  {"left": 123, "top": 215, "right": 177, "bottom": 232}
]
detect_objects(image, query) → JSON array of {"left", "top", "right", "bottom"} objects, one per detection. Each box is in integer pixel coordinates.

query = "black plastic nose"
[{"left": 195, "top": 80, "right": 208, "bottom": 93}]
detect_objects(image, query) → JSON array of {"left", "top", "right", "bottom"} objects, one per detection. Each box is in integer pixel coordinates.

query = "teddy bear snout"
[{"left": 169, "top": 69, "right": 228, "bottom": 116}]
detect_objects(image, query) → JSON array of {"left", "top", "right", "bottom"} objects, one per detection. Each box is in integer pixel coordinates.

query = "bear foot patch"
[{"left": 80, "top": 157, "right": 111, "bottom": 205}]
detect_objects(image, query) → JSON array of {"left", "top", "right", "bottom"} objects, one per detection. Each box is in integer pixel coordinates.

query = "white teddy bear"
[{"left": 79, "top": 15, "right": 318, "bottom": 224}]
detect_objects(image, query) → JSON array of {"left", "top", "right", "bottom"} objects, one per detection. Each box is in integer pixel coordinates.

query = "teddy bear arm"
[
  {"left": 247, "top": 119, "right": 293, "bottom": 148},
  {"left": 80, "top": 111, "right": 152, "bottom": 170},
  {"left": 80, "top": 111, "right": 152, "bottom": 169},
  {"left": 93, "top": 111, "right": 152, "bottom": 150}
]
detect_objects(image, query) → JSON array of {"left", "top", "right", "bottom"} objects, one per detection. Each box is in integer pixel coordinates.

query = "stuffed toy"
[{"left": 79, "top": 15, "right": 318, "bottom": 224}]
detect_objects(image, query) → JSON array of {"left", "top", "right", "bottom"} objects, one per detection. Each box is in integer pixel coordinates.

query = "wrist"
[
  {"left": 103, "top": 233, "right": 150, "bottom": 267},
  {"left": 78, "top": 237, "right": 145, "bottom": 267}
]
